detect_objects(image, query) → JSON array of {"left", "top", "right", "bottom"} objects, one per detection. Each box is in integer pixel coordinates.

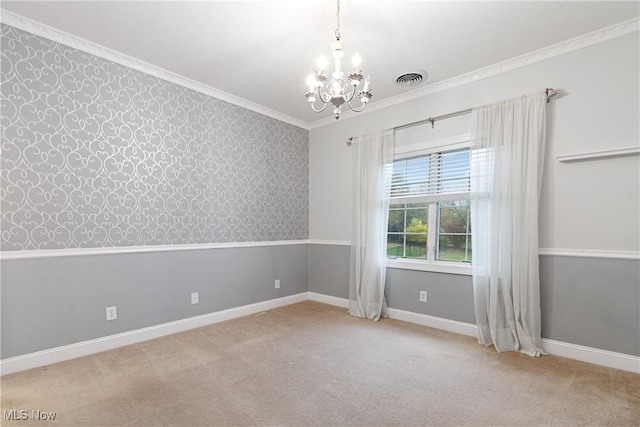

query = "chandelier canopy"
[{"left": 305, "top": 0, "right": 371, "bottom": 120}]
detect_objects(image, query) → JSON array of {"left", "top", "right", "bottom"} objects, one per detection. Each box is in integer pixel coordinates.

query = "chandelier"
[{"left": 305, "top": 0, "right": 372, "bottom": 120}]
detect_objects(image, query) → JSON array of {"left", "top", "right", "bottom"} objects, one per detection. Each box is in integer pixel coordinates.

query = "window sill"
[{"left": 385, "top": 258, "right": 472, "bottom": 276}]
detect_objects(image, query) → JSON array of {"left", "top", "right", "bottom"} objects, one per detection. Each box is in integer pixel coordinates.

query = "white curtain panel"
[
  {"left": 470, "top": 91, "right": 548, "bottom": 356},
  {"left": 349, "top": 130, "right": 394, "bottom": 321}
]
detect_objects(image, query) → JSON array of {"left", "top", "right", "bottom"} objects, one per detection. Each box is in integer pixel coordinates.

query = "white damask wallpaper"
[{"left": 0, "top": 24, "right": 308, "bottom": 251}]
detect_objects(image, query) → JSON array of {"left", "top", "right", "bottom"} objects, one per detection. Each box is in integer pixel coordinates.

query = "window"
[
  {"left": 388, "top": 202, "right": 429, "bottom": 259},
  {"left": 386, "top": 142, "right": 471, "bottom": 273},
  {"left": 437, "top": 199, "right": 471, "bottom": 262}
]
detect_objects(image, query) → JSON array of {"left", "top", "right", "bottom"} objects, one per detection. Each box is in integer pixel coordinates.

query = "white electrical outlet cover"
[
  {"left": 419, "top": 291, "right": 427, "bottom": 302},
  {"left": 106, "top": 306, "right": 117, "bottom": 321},
  {"left": 191, "top": 292, "right": 199, "bottom": 304}
]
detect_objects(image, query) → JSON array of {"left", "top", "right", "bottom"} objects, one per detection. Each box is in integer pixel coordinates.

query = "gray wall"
[
  {"left": 0, "top": 24, "right": 310, "bottom": 360},
  {"left": 309, "top": 244, "right": 350, "bottom": 299},
  {"left": 1, "top": 244, "right": 309, "bottom": 359},
  {"left": 540, "top": 255, "right": 640, "bottom": 357},
  {"left": 0, "top": 24, "right": 308, "bottom": 251},
  {"left": 307, "top": 33, "right": 638, "bottom": 358},
  {"left": 309, "top": 244, "right": 640, "bottom": 357},
  {"left": 2, "top": 22, "right": 638, "bottom": 363},
  {"left": 385, "top": 268, "right": 475, "bottom": 324},
  {"left": 309, "top": 244, "right": 475, "bottom": 323},
  {"left": 309, "top": 33, "right": 640, "bottom": 253}
]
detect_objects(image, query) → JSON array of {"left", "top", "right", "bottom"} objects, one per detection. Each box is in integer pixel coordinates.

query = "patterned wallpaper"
[{"left": 0, "top": 24, "right": 308, "bottom": 251}]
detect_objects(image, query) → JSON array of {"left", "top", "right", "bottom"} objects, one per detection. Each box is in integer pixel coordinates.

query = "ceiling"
[{"left": 1, "top": 1, "right": 638, "bottom": 127}]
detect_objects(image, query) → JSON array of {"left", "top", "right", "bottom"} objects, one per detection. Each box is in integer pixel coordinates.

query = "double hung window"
[{"left": 386, "top": 139, "right": 472, "bottom": 273}]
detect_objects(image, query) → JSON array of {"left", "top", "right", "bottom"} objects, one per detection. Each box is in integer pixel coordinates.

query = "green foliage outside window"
[
  {"left": 438, "top": 201, "right": 471, "bottom": 262},
  {"left": 387, "top": 147, "right": 472, "bottom": 264},
  {"left": 387, "top": 204, "right": 428, "bottom": 259}
]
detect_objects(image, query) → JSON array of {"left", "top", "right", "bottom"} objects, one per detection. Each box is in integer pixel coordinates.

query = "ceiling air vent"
[{"left": 394, "top": 70, "right": 428, "bottom": 87}]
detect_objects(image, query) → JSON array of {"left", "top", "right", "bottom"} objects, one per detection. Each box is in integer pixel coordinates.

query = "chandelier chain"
[{"left": 335, "top": 0, "right": 341, "bottom": 40}]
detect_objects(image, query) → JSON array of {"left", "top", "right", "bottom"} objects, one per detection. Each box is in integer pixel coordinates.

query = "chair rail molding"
[
  {"left": 308, "top": 240, "right": 351, "bottom": 246},
  {"left": 538, "top": 248, "right": 640, "bottom": 260},
  {"left": 307, "top": 242, "right": 640, "bottom": 260},
  {"left": 0, "top": 240, "right": 311, "bottom": 260}
]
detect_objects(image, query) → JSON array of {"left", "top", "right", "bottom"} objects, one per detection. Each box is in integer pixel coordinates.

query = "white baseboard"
[
  {"left": 541, "top": 338, "right": 640, "bottom": 374},
  {"left": 3, "top": 292, "right": 638, "bottom": 375},
  {"left": 308, "top": 293, "right": 640, "bottom": 374},
  {"left": 309, "top": 293, "right": 478, "bottom": 337},
  {"left": 387, "top": 307, "right": 479, "bottom": 338},
  {"left": 308, "top": 292, "right": 350, "bottom": 308},
  {"left": 0, "top": 293, "right": 308, "bottom": 376}
]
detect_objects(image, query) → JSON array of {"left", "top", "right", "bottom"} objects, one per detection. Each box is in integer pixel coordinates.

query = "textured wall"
[{"left": 0, "top": 24, "right": 308, "bottom": 251}]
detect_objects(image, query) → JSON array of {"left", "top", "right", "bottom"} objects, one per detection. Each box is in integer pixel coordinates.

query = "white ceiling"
[{"left": 2, "top": 1, "right": 639, "bottom": 126}]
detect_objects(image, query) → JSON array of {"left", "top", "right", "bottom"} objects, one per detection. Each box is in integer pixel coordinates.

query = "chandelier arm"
[
  {"left": 346, "top": 99, "right": 367, "bottom": 113},
  {"left": 319, "top": 90, "right": 332, "bottom": 104},
  {"left": 310, "top": 101, "right": 329, "bottom": 113},
  {"left": 344, "top": 85, "right": 357, "bottom": 102}
]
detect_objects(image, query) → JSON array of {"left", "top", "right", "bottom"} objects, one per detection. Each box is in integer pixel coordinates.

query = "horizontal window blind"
[
  {"left": 389, "top": 148, "right": 470, "bottom": 202},
  {"left": 390, "top": 156, "right": 430, "bottom": 197}
]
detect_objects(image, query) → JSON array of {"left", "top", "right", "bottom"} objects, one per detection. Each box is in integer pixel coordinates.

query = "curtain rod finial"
[{"left": 346, "top": 137, "right": 353, "bottom": 146}]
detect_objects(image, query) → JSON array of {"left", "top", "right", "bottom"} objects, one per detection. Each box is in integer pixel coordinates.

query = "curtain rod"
[{"left": 346, "top": 88, "right": 558, "bottom": 145}]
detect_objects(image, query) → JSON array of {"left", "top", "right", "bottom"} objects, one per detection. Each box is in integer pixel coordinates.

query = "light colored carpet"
[{"left": 1, "top": 301, "right": 638, "bottom": 426}]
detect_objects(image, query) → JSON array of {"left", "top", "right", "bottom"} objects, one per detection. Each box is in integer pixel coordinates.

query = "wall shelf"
[{"left": 557, "top": 146, "right": 640, "bottom": 163}]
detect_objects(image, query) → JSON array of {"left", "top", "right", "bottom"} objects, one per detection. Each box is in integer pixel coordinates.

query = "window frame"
[{"left": 385, "top": 134, "right": 472, "bottom": 276}]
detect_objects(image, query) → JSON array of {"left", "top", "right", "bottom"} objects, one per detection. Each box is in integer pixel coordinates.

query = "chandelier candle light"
[{"left": 305, "top": 0, "right": 371, "bottom": 120}]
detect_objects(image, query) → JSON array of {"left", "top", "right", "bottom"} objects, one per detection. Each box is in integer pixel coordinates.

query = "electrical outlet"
[
  {"left": 191, "top": 292, "right": 199, "bottom": 304},
  {"left": 275, "top": 279, "right": 280, "bottom": 289},
  {"left": 106, "top": 306, "right": 117, "bottom": 321},
  {"left": 419, "top": 291, "right": 428, "bottom": 303}
]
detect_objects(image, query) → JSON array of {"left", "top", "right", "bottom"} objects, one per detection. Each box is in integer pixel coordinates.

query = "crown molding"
[
  {"left": 2, "top": 10, "right": 638, "bottom": 132},
  {"left": 0, "top": 10, "right": 310, "bottom": 130},
  {"left": 308, "top": 17, "right": 640, "bottom": 129}
]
